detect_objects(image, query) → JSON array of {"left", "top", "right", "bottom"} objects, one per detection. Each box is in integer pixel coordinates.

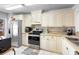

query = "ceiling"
[{"left": 0, "top": 4, "right": 74, "bottom": 14}]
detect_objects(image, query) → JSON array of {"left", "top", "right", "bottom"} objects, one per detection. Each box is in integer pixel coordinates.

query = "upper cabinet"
[
  {"left": 62, "top": 9, "right": 75, "bottom": 27},
  {"left": 42, "top": 8, "right": 75, "bottom": 27},
  {"left": 14, "top": 14, "right": 24, "bottom": 20},
  {"left": 74, "top": 5, "right": 79, "bottom": 32},
  {"left": 31, "top": 10, "right": 42, "bottom": 24},
  {"left": 53, "top": 11, "right": 63, "bottom": 27},
  {"left": 42, "top": 12, "right": 49, "bottom": 27},
  {"left": 24, "top": 15, "right": 31, "bottom": 27},
  {"left": 13, "top": 8, "right": 75, "bottom": 27}
]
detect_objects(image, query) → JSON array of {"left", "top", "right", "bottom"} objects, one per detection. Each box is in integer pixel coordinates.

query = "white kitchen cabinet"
[
  {"left": 42, "top": 11, "right": 63, "bottom": 27},
  {"left": 75, "top": 11, "right": 79, "bottom": 32},
  {"left": 67, "top": 44, "right": 75, "bottom": 55},
  {"left": 47, "top": 36, "right": 57, "bottom": 52},
  {"left": 40, "top": 35, "right": 48, "bottom": 50},
  {"left": 62, "top": 10, "right": 74, "bottom": 27},
  {"left": 54, "top": 13, "right": 63, "bottom": 27},
  {"left": 22, "top": 33, "right": 28, "bottom": 46},
  {"left": 62, "top": 38, "right": 75, "bottom": 55},
  {"left": 55, "top": 37, "right": 62, "bottom": 54},
  {"left": 14, "top": 14, "right": 24, "bottom": 20},
  {"left": 47, "top": 12, "right": 55, "bottom": 27},
  {"left": 24, "top": 15, "right": 31, "bottom": 26},
  {"left": 62, "top": 39, "right": 69, "bottom": 55},
  {"left": 42, "top": 13, "right": 48, "bottom": 27},
  {"left": 40, "top": 35, "right": 56, "bottom": 52},
  {"left": 42, "top": 12, "right": 56, "bottom": 27},
  {"left": 22, "top": 33, "right": 26, "bottom": 45},
  {"left": 31, "top": 10, "right": 42, "bottom": 24},
  {"left": 42, "top": 8, "right": 74, "bottom": 27}
]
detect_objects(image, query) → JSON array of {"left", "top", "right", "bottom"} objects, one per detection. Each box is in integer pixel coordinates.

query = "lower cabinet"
[
  {"left": 40, "top": 35, "right": 56, "bottom": 52},
  {"left": 40, "top": 35, "right": 47, "bottom": 50},
  {"left": 62, "top": 38, "right": 75, "bottom": 55},
  {"left": 48, "top": 36, "right": 57, "bottom": 52},
  {"left": 55, "top": 37, "right": 63, "bottom": 54},
  {"left": 22, "top": 33, "right": 28, "bottom": 46},
  {"left": 40, "top": 35, "right": 75, "bottom": 55}
]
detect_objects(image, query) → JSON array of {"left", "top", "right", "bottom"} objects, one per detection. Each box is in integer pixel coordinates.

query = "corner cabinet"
[
  {"left": 62, "top": 38, "right": 75, "bottom": 55},
  {"left": 62, "top": 10, "right": 75, "bottom": 27}
]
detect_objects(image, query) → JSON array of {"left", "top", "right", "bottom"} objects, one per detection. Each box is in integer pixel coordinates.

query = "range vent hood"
[{"left": 31, "top": 10, "right": 42, "bottom": 25}]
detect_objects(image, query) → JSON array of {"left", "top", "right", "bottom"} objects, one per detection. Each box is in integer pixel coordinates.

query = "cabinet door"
[
  {"left": 67, "top": 44, "right": 75, "bottom": 55},
  {"left": 24, "top": 15, "right": 31, "bottom": 26},
  {"left": 47, "top": 36, "right": 57, "bottom": 52},
  {"left": 40, "top": 36, "right": 47, "bottom": 50},
  {"left": 22, "top": 33, "right": 28, "bottom": 46},
  {"left": 62, "top": 38, "right": 75, "bottom": 55},
  {"left": 42, "top": 13, "right": 48, "bottom": 27},
  {"left": 56, "top": 37, "right": 62, "bottom": 54},
  {"left": 75, "top": 12, "right": 79, "bottom": 32},
  {"left": 47, "top": 12, "right": 55, "bottom": 27},
  {"left": 62, "top": 38, "right": 69, "bottom": 55},
  {"left": 63, "top": 11, "right": 74, "bottom": 26},
  {"left": 22, "top": 34, "right": 26, "bottom": 45},
  {"left": 55, "top": 13, "right": 63, "bottom": 27}
]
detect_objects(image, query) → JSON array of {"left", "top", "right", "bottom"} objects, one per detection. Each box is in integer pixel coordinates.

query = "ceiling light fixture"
[{"left": 5, "top": 5, "right": 23, "bottom": 10}]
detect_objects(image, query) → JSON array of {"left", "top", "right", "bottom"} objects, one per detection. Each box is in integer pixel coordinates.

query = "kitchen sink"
[{"left": 66, "top": 37, "right": 79, "bottom": 45}]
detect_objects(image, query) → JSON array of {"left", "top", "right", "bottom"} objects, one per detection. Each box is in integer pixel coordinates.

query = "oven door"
[{"left": 28, "top": 36, "right": 40, "bottom": 45}]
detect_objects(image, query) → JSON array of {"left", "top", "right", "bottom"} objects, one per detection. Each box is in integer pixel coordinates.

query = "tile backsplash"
[
  {"left": 43, "top": 27, "right": 75, "bottom": 34},
  {"left": 47, "top": 27, "right": 65, "bottom": 32}
]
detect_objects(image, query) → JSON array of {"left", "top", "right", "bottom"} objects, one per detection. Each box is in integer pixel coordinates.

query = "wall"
[
  {"left": 43, "top": 27, "right": 75, "bottom": 35},
  {"left": 0, "top": 12, "right": 8, "bottom": 37}
]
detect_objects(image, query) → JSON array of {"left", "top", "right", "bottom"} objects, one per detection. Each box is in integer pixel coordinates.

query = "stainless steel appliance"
[
  {"left": 11, "top": 20, "right": 22, "bottom": 47},
  {"left": 25, "top": 27, "right": 32, "bottom": 32},
  {"left": 28, "top": 34, "right": 40, "bottom": 50},
  {"left": 28, "top": 29, "right": 43, "bottom": 50},
  {"left": 65, "top": 27, "right": 75, "bottom": 35}
]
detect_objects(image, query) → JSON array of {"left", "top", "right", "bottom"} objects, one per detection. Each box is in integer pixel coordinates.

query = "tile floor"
[{"left": 4, "top": 46, "right": 60, "bottom": 55}]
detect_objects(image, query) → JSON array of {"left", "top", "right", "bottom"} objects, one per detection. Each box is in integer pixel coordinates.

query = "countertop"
[
  {"left": 41, "top": 32, "right": 79, "bottom": 38},
  {"left": 41, "top": 32, "right": 79, "bottom": 52}
]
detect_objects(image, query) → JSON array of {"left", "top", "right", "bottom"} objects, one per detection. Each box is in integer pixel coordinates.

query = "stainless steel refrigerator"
[{"left": 11, "top": 20, "right": 22, "bottom": 47}]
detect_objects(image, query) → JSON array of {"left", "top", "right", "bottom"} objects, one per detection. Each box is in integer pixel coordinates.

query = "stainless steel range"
[{"left": 28, "top": 28, "right": 43, "bottom": 50}]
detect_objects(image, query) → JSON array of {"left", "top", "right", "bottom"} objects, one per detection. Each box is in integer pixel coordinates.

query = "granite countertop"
[
  {"left": 41, "top": 32, "right": 79, "bottom": 38},
  {"left": 64, "top": 37, "right": 79, "bottom": 52}
]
